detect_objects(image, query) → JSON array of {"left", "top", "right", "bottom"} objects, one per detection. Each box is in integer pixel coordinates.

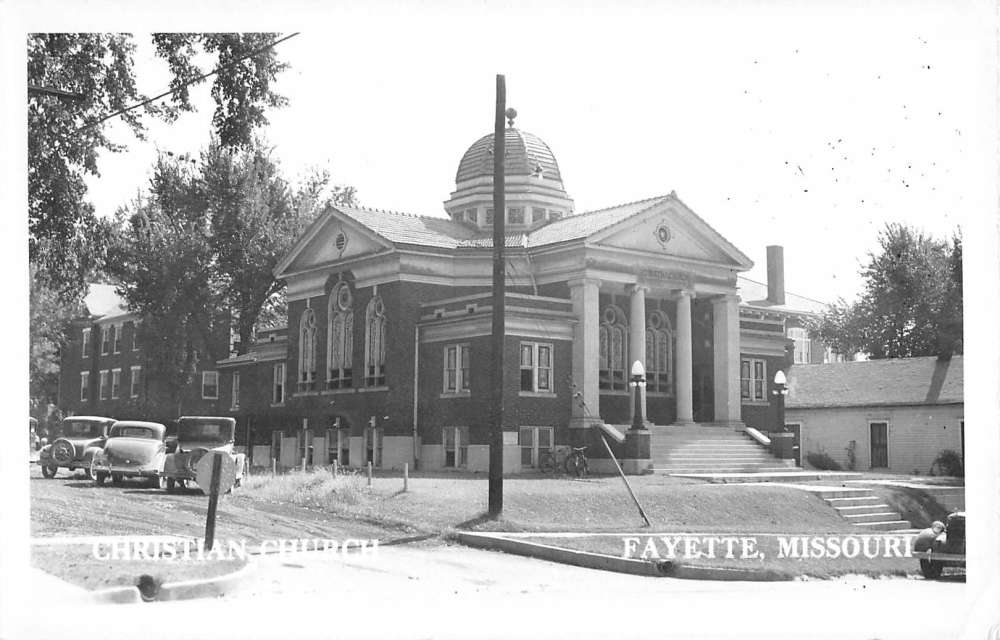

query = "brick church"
[{"left": 61, "top": 124, "right": 829, "bottom": 473}]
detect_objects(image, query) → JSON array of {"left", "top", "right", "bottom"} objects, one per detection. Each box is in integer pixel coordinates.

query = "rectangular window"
[
  {"left": 519, "top": 426, "right": 554, "bottom": 468},
  {"left": 740, "top": 358, "right": 767, "bottom": 402},
  {"left": 520, "top": 342, "right": 553, "bottom": 393},
  {"left": 788, "top": 327, "right": 811, "bottom": 364},
  {"left": 465, "top": 208, "right": 477, "bottom": 223},
  {"left": 231, "top": 372, "right": 240, "bottom": 409},
  {"left": 485, "top": 208, "right": 494, "bottom": 224},
  {"left": 202, "top": 371, "right": 219, "bottom": 399},
  {"left": 549, "top": 210, "right": 563, "bottom": 221},
  {"left": 273, "top": 363, "right": 285, "bottom": 405},
  {"left": 112, "top": 324, "right": 121, "bottom": 354},
  {"left": 80, "top": 372, "right": 89, "bottom": 402},
  {"left": 442, "top": 426, "right": 469, "bottom": 468},
  {"left": 100, "top": 326, "right": 110, "bottom": 355},
  {"left": 99, "top": 370, "right": 109, "bottom": 400},
  {"left": 508, "top": 207, "right": 524, "bottom": 224},
  {"left": 111, "top": 368, "right": 121, "bottom": 399},
  {"left": 531, "top": 207, "right": 546, "bottom": 222},
  {"left": 443, "top": 344, "right": 471, "bottom": 393},
  {"left": 82, "top": 328, "right": 91, "bottom": 358},
  {"left": 130, "top": 366, "right": 141, "bottom": 398},
  {"left": 132, "top": 322, "right": 140, "bottom": 351}
]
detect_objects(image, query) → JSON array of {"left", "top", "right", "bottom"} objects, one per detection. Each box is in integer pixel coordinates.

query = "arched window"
[
  {"left": 599, "top": 305, "right": 628, "bottom": 390},
  {"left": 327, "top": 283, "right": 354, "bottom": 389},
  {"left": 364, "top": 295, "right": 387, "bottom": 387},
  {"left": 299, "top": 307, "right": 317, "bottom": 390},
  {"left": 646, "top": 310, "right": 673, "bottom": 394}
]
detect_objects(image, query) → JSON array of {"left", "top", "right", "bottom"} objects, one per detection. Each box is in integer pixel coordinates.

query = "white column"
[
  {"left": 675, "top": 290, "right": 694, "bottom": 424},
  {"left": 628, "top": 284, "right": 648, "bottom": 424},
  {"left": 570, "top": 278, "right": 601, "bottom": 428},
  {"left": 712, "top": 294, "right": 743, "bottom": 426}
]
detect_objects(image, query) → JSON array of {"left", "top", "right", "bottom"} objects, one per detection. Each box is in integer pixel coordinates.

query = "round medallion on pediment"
[{"left": 654, "top": 222, "right": 672, "bottom": 248}]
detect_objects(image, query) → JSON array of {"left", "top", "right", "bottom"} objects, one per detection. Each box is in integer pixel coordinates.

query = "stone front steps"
[
  {"left": 788, "top": 485, "right": 913, "bottom": 532},
  {"left": 669, "top": 471, "right": 862, "bottom": 483},
  {"left": 649, "top": 424, "right": 799, "bottom": 475}
]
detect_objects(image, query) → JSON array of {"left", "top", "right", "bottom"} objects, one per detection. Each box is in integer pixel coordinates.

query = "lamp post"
[
  {"left": 772, "top": 369, "right": 788, "bottom": 432},
  {"left": 630, "top": 360, "right": 646, "bottom": 431}
]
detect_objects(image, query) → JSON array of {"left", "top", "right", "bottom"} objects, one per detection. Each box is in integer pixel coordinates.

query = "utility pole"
[{"left": 488, "top": 74, "right": 507, "bottom": 517}]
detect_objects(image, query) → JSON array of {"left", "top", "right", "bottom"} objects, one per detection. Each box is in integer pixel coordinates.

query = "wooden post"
[
  {"left": 204, "top": 452, "right": 223, "bottom": 550},
  {"left": 488, "top": 73, "right": 507, "bottom": 518},
  {"left": 403, "top": 462, "right": 408, "bottom": 492},
  {"left": 301, "top": 457, "right": 306, "bottom": 473},
  {"left": 367, "top": 461, "right": 373, "bottom": 487},
  {"left": 272, "top": 457, "right": 276, "bottom": 475},
  {"left": 599, "top": 434, "right": 651, "bottom": 527},
  {"left": 332, "top": 460, "right": 338, "bottom": 476}
]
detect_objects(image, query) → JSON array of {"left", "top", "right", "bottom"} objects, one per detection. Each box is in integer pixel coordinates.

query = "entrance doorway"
[{"left": 869, "top": 422, "right": 889, "bottom": 468}]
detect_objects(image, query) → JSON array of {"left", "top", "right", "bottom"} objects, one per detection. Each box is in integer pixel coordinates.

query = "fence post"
[
  {"left": 332, "top": 460, "right": 338, "bottom": 476},
  {"left": 301, "top": 457, "right": 306, "bottom": 473},
  {"left": 403, "top": 462, "right": 408, "bottom": 492},
  {"left": 367, "top": 461, "right": 373, "bottom": 487},
  {"left": 272, "top": 458, "right": 276, "bottom": 475}
]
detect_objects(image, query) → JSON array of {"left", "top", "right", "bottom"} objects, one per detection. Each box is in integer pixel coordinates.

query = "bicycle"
[{"left": 539, "top": 446, "right": 589, "bottom": 477}]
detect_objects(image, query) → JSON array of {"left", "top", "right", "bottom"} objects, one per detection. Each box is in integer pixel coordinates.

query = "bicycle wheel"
[{"left": 539, "top": 453, "right": 556, "bottom": 473}]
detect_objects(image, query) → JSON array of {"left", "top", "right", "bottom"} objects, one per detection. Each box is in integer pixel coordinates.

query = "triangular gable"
[
  {"left": 275, "top": 206, "right": 393, "bottom": 278},
  {"left": 588, "top": 195, "right": 754, "bottom": 270}
]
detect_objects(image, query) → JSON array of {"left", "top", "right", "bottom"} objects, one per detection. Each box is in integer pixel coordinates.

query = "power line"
[{"left": 73, "top": 32, "right": 301, "bottom": 135}]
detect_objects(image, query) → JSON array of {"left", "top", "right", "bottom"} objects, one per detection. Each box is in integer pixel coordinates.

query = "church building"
[{"left": 239, "top": 124, "right": 820, "bottom": 473}]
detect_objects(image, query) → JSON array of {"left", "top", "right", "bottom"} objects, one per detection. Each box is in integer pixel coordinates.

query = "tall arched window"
[
  {"left": 646, "top": 310, "right": 674, "bottom": 394},
  {"left": 599, "top": 305, "right": 628, "bottom": 390},
  {"left": 327, "top": 283, "right": 354, "bottom": 389},
  {"left": 299, "top": 307, "right": 317, "bottom": 390},
  {"left": 364, "top": 295, "right": 387, "bottom": 387}
]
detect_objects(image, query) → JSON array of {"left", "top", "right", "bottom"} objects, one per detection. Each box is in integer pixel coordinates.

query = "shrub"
[
  {"left": 931, "top": 450, "right": 964, "bottom": 477},
  {"left": 806, "top": 451, "right": 842, "bottom": 471}
]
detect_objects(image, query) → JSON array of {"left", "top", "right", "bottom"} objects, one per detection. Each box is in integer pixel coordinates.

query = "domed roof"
[{"left": 455, "top": 128, "right": 563, "bottom": 185}]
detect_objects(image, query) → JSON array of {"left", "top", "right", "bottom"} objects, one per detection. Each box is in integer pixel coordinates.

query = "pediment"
[
  {"left": 589, "top": 200, "right": 752, "bottom": 269},
  {"left": 276, "top": 209, "right": 392, "bottom": 276}
]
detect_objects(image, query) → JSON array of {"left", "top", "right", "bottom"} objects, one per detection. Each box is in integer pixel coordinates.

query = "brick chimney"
[{"left": 766, "top": 245, "right": 785, "bottom": 305}]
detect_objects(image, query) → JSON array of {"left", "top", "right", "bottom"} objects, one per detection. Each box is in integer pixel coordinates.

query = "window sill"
[
  {"left": 439, "top": 392, "right": 472, "bottom": 399},
  {"left": 646, "top": 392, "right": 675, "bottom": 397},
  {"left": 519, "top": 391, "right": 557, "bottom": 398},
  {"left": 359, "top": 386, "right": 389, "bottom": 393},
  {"left": 599, "top": 390, "right": 630, "bottom": 396},
  {"left": 292, "top": 391, "right": 319, "bottom": 397},
  {"left": 202, "top": 397, "right": 219, "bottom": 401},
  {"left": 321, "top": 387, "right": 357, "bottom": 395},
  {"left": 271, "top": 402, "right": 286, "bottom": 408},
  {"left": 741, "top": 401, "right": 769, "bottom": 407}
]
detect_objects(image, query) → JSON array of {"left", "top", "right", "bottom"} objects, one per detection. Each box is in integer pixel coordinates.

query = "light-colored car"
[
  {"left": 38, "top": 416, "right": 116, "bottom": 479},
  {"left": 161, "top": 416, "right": 245, "bottom": 493},
  {"left": 90, "top": 421, "right": 167, "bottom": 488}
]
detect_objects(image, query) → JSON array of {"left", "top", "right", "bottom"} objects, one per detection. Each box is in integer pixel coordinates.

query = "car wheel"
[
  {"left": 920, "top": 559, "right": 944, "bottom": 579},
  {"left": 94, "top": 472, "right": 108, "bottom": 486},
  {"left": 41, "top": 465, "right": 57, "bottom": 479},
  {"left": 111, "top": 473, "right": 124, "bottom": 485},
  {"left": 166, "top": 478, "right": 176, "bottom": 493},
  {"left": 146, "top": 476, "right": 161, "bottom": 490}
]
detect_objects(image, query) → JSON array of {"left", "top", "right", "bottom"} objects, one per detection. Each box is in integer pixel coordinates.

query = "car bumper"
[
  {"left": 916, "top": 550, "right": 966, "bottom": 564},
  {"left": 92, "top": 463, "right": 160, "bottom": 477}
]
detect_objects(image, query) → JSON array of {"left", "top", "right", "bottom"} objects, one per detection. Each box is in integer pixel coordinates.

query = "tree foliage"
[
  {"left": 107, "top": 142, "right": 355, "bottom": 411},
  {"left": 806, "top": 224, "right": 962, "bottom": 359}
]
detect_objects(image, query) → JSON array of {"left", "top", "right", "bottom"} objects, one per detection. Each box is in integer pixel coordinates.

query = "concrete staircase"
[
  {"left": 650, "top": 424, "right": 798, "bottom": 475},
  {"left": 806, "top": 486, "right": 914, "bottom": 532}
]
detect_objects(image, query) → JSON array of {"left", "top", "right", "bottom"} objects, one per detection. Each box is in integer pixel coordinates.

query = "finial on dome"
[{"left": 505, "top": 107, "right": 517, "bottom": 128}]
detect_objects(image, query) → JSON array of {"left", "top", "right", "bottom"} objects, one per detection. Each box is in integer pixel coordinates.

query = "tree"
[
  {"left": 806, "top": 223, "right": 962, "bottom": 359},
  {"left": 29, "top": 264, "right": 78, "bottom": 408},
  {"left": 28, "top": 32, "right": 290, "bottom": 293}
]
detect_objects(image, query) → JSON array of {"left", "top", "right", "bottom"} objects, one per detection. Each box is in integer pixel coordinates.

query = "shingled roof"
[
  {"left": 737, "top": 276, "right": 829, "bottom": 314},
  {"left": 786, "top": 356, "right": 963, "bottom": 409}
]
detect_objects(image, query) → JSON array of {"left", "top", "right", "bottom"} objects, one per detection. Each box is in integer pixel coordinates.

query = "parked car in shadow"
[
  {"left": 90, "top": 421, "right": 168, "bottom": 488},
  {"left": 37, "top": 416, "right": 116, "bottom": 479},
  {"left": 161, "top": 417, "right": 245, "bottom": 493},
  {"left": 913, "top": 511, "right": 966, "bottom": 579}
]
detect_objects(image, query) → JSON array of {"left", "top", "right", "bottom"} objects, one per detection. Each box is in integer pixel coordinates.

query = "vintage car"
[
  {"left": 161, "top": 416, "right": 245, "bottom": 492},
  {"left": 38, "top": 416, "right": 116, "bottom": 478},
  {"left": 90, "top": 421, "right": 168, "bottom": 487},
  {"left": 913, "top": 511, "right": 966, "bottom": 579}
]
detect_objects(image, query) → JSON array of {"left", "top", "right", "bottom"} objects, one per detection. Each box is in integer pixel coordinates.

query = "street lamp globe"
[
  {"left": 631, "top": 360, "right": 645, "bottom": 381},
  {"left": 773, "top": 370, "right": 787, "bottom": 387}
]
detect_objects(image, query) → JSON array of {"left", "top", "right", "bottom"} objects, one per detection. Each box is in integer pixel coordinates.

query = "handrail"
[{"left": 745, "top": 427, "right": 771, "bottom": 447}]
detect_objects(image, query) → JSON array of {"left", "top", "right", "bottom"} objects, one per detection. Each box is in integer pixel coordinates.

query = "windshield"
[
  {"left": 61, "top": 420, "right": 106, "bottom": 438},
  {"left": 111, "top": 426, "right": 157, "bottom": 439},
  {"left": 178, "top": 421, "right": 232, "bottom": 442}
]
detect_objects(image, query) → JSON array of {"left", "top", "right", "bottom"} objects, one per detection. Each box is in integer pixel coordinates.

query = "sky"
[{"left": 28, "top": 3, "right": 1000, "bottom": 306}]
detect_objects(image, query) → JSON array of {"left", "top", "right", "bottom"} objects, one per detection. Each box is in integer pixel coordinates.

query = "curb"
[
  {"left": 454, "top": 532, "right": 791, "bottom": 581},
  {"left": 90, "top": 559, "right": 256, "bottom": 604}
]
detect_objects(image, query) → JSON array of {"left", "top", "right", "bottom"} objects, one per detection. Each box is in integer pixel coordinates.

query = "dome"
[{"left": 455, "top": 128, "right": 564, "bottom": 185}]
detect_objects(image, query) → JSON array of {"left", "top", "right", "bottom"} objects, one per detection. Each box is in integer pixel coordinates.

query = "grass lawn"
[
  {"left": 31, "top": 544, "right": 246, "bottom": 591},
  {"left": 237, "top": 468, "right": 864, "bottom": 535},
  {"left": 506, "top": 533, "right": 936, "bottom": 580}
]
